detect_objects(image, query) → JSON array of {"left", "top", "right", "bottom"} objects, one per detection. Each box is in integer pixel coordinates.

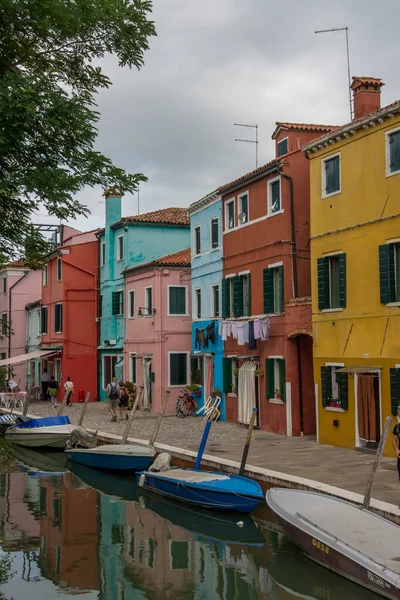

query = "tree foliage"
[{"left": 0, "top": 0, "right": 156, "bottom": 264}]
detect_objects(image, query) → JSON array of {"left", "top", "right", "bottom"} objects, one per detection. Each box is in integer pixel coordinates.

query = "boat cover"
[
  {"left": 12, "top": 416, "right": 71, "bottom": 429},
  {"left": 148, "top": 468, "right": 230, "bottom": 483},
  {"left": 68, "top": 443, "right": 155, "bottom": 456}
]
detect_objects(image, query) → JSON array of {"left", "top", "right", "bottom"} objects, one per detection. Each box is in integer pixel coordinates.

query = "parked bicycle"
[{"left": 175, "top": 389, "right": 197, "bottom": 418}]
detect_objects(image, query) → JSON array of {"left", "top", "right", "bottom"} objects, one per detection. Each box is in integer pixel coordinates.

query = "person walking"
[
  {"left": 48, "top": 376, "right": 59, "bottom": 409},
  {"left": 118, "top": 382, "right": 129, "bottom": 421},
  {"left": 41, "top": 369, "right": 51, "bottom": 401},
  {"left": 392, "top": 406, "right": 400, "bottom": 483},
  {"left": 64, "top": 376, "right": 74, "bottom": 406},
  {"left": 106, "top": 377, "right": 120, "bottom": 422}
]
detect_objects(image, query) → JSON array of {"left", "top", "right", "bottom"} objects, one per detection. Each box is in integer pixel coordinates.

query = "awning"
[
  {"left": 335, "top": 366, "right": 382, "bottom": 374},
  {"left": 0, "top": 350, "right": 59, "bottom": 368}
]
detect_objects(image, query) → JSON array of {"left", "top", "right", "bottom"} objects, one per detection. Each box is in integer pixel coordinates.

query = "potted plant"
[
  {"left": 275, "top": 388, "right": 281, "bottom": 401},
  {"left": 254, "top": 369, "right": 264, "bottom": 378},
  {"left": 232, "top": 368, "right": 239, "bottom": 377},
  {"left": 186, "top": 382, "right": 202, "bottom": 396},
  {"left": 211, "top": 388, "right": 222, "bottom": 398},
  {"left": 328, "top": 396, "right": 341, "bottom": 408}
]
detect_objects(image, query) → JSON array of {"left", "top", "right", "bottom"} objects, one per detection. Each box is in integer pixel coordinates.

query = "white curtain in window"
[{"left": 238, "top": 361, "right": 257, "bottom": 425}]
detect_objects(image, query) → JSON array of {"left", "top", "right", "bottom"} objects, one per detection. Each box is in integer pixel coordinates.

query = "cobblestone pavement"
[{"left": 17, "top": 400, "right": 400, "bottom": 507}]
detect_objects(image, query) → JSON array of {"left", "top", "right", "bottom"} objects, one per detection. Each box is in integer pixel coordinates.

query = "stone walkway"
[{"left": 23, "top": 400, "right": 400, "bottom": 507}]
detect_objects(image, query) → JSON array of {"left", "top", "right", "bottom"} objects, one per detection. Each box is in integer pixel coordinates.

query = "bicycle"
[{"left": 175, "top": 389, "right": 197, "bottom": 418}]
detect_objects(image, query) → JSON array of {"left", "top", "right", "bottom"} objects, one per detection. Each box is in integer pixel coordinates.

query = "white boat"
[{"left": 5, "top": 416, "right": 75, "bottom": 449}]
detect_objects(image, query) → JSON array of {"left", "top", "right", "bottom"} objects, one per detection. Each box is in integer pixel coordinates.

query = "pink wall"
[{"left": 124, "top": 266, "right": 191, "bottom": 412}]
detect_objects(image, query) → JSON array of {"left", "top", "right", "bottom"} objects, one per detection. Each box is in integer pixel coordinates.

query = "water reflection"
[{"left": 0, "top": 454, "right": 384, "bottom": 600}]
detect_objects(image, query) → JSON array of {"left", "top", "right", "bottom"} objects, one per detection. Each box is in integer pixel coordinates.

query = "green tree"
[{"left": 0, "top": 0, "right": 156, "bottom": 265}]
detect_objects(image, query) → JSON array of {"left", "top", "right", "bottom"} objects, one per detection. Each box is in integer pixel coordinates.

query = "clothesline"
[{"left": 218, "top": 316, "right": 270, "bottom": 347}]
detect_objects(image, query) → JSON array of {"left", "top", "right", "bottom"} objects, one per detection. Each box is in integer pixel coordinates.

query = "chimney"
[{"left": 350, "top": 77, "right": 384, "bottom": 120}]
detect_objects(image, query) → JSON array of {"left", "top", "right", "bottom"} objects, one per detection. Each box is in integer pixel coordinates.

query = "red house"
[
  {"left": 40, "top": 228, "right": 98, "bottom": 402},
  {"left": 220, "top": 122, "right": 336, "bottom": 436}
]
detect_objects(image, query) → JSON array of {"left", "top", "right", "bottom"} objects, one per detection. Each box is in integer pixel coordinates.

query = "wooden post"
[
  {"left": 22, "top": 392, "right": 31, "bottom": 416},
  {"left": 363, "top": 415, "right": 393, "bottom": 510},
  {"left": 239, "top": 408, "right": 258, "bottom": 476},
  {"left": 121, "top": 386, "right": 143, "bottom": 445},
  {"left": 57, "top": 391, "right": 69, "bottom": 417},
  {"left": 77, "top": 392, "right": 91, "bottom": 427},
  {"left": 149, "top": 390, "right": 170, "bottom": 447}
]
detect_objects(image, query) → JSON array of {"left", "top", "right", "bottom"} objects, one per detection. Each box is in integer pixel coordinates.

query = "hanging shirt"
[
  {"left": 259, "top": 316, "right": 270, "bottom": 341},
  {"left": 253, "top": 319, "right": 261, "bottom": 340},
  {"left": 237, "top": 322, "right": 246, "bottom": 345},
  {"left": 231, "top": 322, "right": 238, "bottom": 339}
]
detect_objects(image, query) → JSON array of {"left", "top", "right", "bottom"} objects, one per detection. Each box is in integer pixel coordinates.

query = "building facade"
[
  {"left": 40, "top": 229, "right": 98, "bottom": 402},
  {"left": 219, "top": 122, "right": 336, "bottom": 435},
  {"left": 307, "top": 77, "right": 400, "bottom": 456},
  {"left": 97, "top": 189, "right": 190, "bottom": 401},
  {"left": 188, "top": 192, "right": 226, "bottom": 419},
  {"left": 124, "top": 248, "right": 191, "bottom": 412}
]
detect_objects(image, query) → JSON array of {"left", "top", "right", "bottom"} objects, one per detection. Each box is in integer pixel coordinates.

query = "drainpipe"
[{"left": 8, "top": 271, "right": 29, "bottom": 371}]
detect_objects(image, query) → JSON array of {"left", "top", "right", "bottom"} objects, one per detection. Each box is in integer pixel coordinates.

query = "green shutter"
[
  {"left": 390, "top": 368, "right": 400, "bottom": 416},
  {"left": 339, "top": 254, "right": 346, "bottom": 308},
  {"left": 379, "top": 244, "right": 396, "bottom": 304},
  {"left": 337, "top": 372, "right": 348, "bottom": 410},
  {"left": 170, "top": 287, "right": 185, "bottom": 315},
  {"left": 233, "top": 276, "right": 243, "bottom": 317},
  {"left": 266, "top": 358, "right": 275, "bottom": 399},
  {"left": 387, "top": 244, "right": 396, "bottom": 303},
  {"left": 279, "top": 359, "right": 286, "bottom": 401},
  {"left": 278, "top": 265, "right": 284, "bottom": 313},
  {"left": 318, "top": 257, "right": 330, "bottom": 310},
  {"left": 263, "top": 268, "right": 274, "bottom": 313},
  {"left": 222, "top": 358, "right": 232, "bottom": 393},
  {"left": 321, "top": 366, "right": 332, "bottom": 407},
  {"left": 112, "top": 291, "right": 119, "bottom": 315},
  {"left": 389, "top": 130, "right": 400, "bottom": 172},
  {"left": 221, "top": 279, "right": 230, "bottom": 318},
  {"left": 245, "top": 274, "right": 251, "bottom": 316}
]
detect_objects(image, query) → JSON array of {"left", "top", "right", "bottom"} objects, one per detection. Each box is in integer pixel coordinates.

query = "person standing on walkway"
[
  {"left": 41, "top": 369, "right": 51, "bottom": 401},
  {"left": 118, "top": 382, "right": 129, "bottom": 421},
  {"left": 48, "top": 376, "right": 59, "bottom": 409},
  {"left": 64, "top": 376, "right": 74, "bottom": 406},
  {"left": 392, "top": 406, "right": 400, "bottom": 482},
  {"left": 106, "top": 377, "right": 120, "bottom": 422}
]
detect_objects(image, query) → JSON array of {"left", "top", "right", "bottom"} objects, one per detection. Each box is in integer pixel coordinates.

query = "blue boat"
[
  {"left": 136, "top": 467, "right": 264, "bottom": 514},
  {"left": 65, "top": 443, "right": 156, "bottom": 472}
]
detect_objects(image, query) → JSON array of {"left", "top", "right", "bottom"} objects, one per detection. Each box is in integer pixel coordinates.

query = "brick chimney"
[{"left": 351, "top": 77, "right": 384, "bottom": 120}]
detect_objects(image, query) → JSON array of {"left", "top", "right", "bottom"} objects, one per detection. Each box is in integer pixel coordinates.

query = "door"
[
  {"left": 143, "top": 358, "right": 152, "bottom": 409},
  {"left": 356, "top": 374, "right": 381, "bottom": 449}
]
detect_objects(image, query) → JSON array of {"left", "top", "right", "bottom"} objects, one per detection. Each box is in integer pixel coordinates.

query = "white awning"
[
  {"left": 0, "top": 350, "right": 59, "bottom": 368},
  {"left": 335, "top": 366, "right": 382, "bottom": 374}
]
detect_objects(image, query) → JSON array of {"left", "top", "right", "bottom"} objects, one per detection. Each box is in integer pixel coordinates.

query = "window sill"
[
  {"left": 321, "top": 189, "right": 341, "bottom": 199},
  {"left": 267, "top": 208, "right": 284, "bottom": 218},
  {"left": 386, "top": 169, "right": 400, "bottom": 178},
  {"left": 321, "top": 307, "right": 343, "bottom": 313},
  {"left": 269, "top": 312, "right": 284, "bottom": 317},
  {"left": 167, "top": 314, "right": 190, "bottom": 317},
  {"left": 227, "top": 392, "right": 237, "bottom": 397},
  {"left": 386, "top": 302, "right": 400, "bottom": 307},
  {"left": 325, "top": 407, "right": 346, "bottom": 413},
  {"left": 268, "top": 398, "right": 284, "bottom": 405}
]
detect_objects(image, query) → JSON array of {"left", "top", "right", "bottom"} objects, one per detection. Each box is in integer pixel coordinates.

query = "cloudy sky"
[{"left": 62, "top": 0, "right": 400, "bottom": 231}]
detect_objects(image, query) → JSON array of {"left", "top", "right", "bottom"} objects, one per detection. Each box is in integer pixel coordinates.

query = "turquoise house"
[{"left": 98, "top": 189, "right": 190, "bottom": 400}]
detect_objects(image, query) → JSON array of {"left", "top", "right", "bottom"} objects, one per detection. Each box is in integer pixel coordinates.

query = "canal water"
[{"left": 0, "top": 446, "right": 384, "bottom": 600}]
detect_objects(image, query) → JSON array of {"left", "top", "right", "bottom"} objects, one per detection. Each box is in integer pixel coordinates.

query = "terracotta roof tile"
[
  {"left": 350, "top": 76, "right": 384, "bottom": 90},
  {"left": 272, "top": 122, "right": 338, "bottom": 139},
  {"left": 3, "top": 259, "right": 28, "bottom": 268},
  {"left": 120, "top": 207, "right": 189, "bottom": 227},
  {"left": 218, "top": 159, "right": 280, "bottom": 193},
  {"left": 125, "top": 248, "right": 191, "bottom": 273}
]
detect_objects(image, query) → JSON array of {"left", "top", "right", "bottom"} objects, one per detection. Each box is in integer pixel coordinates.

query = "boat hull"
[
  {"left": 5, "top": 429, "right": 72, "bottom": 449},
  {"left": 66, "top": 449, "right": 153, "bottom": 471}
]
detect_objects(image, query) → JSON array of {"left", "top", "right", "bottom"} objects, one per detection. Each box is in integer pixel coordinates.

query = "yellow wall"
[{"left": 309, "top": 114, "right": 400, "bottom": 456}]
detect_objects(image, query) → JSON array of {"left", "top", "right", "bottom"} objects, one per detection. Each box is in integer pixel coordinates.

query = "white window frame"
[
  {"left": 167, "top": 285, "right": 188, "bottom": 317},
  {"left": 101, "top": 242, "right": 105, "bottom": 266},
  {"left": 128, "top": 289, "right": 135, "bottom": 319},
  {"left": 277, "top": 136, "right": 289, "bottom": 157},
  {"left": 237, "top": 191, "right": 249, "bottom": 226},
  {"left": 211, "top": 283, "right": 220, "bottom": 318},
  {"left": 385, "top": 126, "right": 400, "bottom": 177},
  {"left": 43, "top": 266, "right": 48, "bottom": 286},
  {"left": 193, "top": 226, "right": 201, "bottom": 256},
  {"left": 54, "top": 302, "right": 63, "bottom": 334},
  {"left": 193, "top": 287, "right": 201, "bottom": 320},
  {"left": 210, "top": 217, "right": 219, "bottom": 249},
  {"left": 168, "top": 351, "right": 190, "bottom": 388},
  {"left": 267, "top": 176, "right": 283, "bottom": 216},
  {"left": 144, "top": 286, "right": 153, "bottom": 316},
  {"left": 322, "top": 152, "right": 341, "bottom": 198},
  {"left": 102, "top": 354, "right": 118, "bottom": 389},
  {"left": 267, "top": 355, "right": 284, "bottom": 403},
  {"left": 225, "top": 198, "right": 235, "bottom": 231},
  {"left": 36, "top": 308, "right": 41, "bottom": 336},
  {"left": 225, "top": 273, "right": 236, "bottom": 318},
  {"left": 56, "top": 258, "right": 62, "bottom": 282},
  {"left": 117, "top": 235, "right": 124, "bottom": 261},
  {"left": 129, "top": 352, "right": 137, "bottom": 384}
]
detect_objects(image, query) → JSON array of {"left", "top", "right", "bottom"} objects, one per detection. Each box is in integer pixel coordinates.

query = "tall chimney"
[{"left": 351, "top": 77, "right": 384, "bottom": 120}]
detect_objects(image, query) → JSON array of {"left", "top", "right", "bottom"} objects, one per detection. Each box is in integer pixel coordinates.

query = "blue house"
[
  {"left": 188, "top": 190, "right": 226, "bottom": 420},
  {"left": 98, "top": 188, "right": 190, "bottom": 400}
]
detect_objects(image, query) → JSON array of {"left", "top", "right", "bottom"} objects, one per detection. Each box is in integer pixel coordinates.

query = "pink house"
[{"left": 124, "top": 248, "right": 191, "bottom": 412}]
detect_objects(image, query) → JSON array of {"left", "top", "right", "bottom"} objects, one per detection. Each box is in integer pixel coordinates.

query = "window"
[
  {"left": 238, "top": 193, "right": 249, "bottom": 225},
  {"left": 321, "top": 365, "right": 348, "bottom": 410},
  {"left": 101, "top": 242, "right": 105, "bottom": 266},
  {"left": 112, "top": 290, "right": 124, "bottom": 315},
  {"left": 190, "top": 356, "right": 203, "bottom": 386},
  {"left": 390, "top": 367, "right": 400, "bottom": 415},
  {"left": 128, "top": 527, "right": 135, "bottom": 561},
  {"left": 103, "top": 355, "right": 118, "bottom": 388},
  {"left": 40, "top": 306, "right": 48, "bottom": 334},
  {"left": 223, "top": 357, "right": 238, "bottom": 394},
  {"left": 221, "top": 275, "right": 251, "bottom": 318},
  {"left": 55, "top": 547, "right": 62, "bottom": 577},
  {"left": 145, "top": 287, "right": 152, "bottom": 314},
  {"left": 268, "top": 177, "right": 281, "bottom": 214},
  {"left": 379, "top": 243, "right": 400, "bottom": 304},
  {"left": 57, "top": 258, "right": 62, "bottom": 281},
  {"left": 43, "top": 266, "right": 48, "bottom": 286},
  {"left": 0, "top": 353, "right": 6, "bottom": 360},
  {"left": 225, "top": 199, "right": 235, "bottom": 230},
  {"left": 193, "top": 226, "right": 201, "bottom": 255},
  {"left": 130, "top": 354, "right": 137, "bottom": 384},
  {"left": 263, "top": 265, "right": 284, "bottom": 314},
  {"left": 128, "top": 290, "right": 135, "bottom": 318},
  {"left": 147, "top": 539, "right": 157, "bottom": 569},
  {"left": 1, "top": 314, "right": 6, "bottom": 336},
  {"left": 194, "top": 288, "right": 201, "bottom": 319},
  {"left": 170, "top": 541, "right": 189, "bottom": 570},
  {"left": 168, "top": 286, "right": 187, "bottom": 316},
  {"left": 266, "top": 358, "right": 286, "bottom": 401},
  {"left": 211, "top": 217, "right": 219, "bottom": 249},
  {"left": 117, "top": 235, "right": 124, "bottom": 261},
  {"left": 386, "top": 128, "right": 400, "bottom": 176},
  {"left": 36, "top": 309, "right": 41, "bottom": 334},
  {"left": 211, "top": 284, "right": 220, "bottom": 317},
  {"left": 1, "top": 278, "right": 6, "bottom": 294},
  {"left": 169, "top": 353, "right": 189, "bottom": 387},
  {"left": 99, "top": 295, "right": 103, "bottom": 318},
  {"left": 54, "top": 303, "right": 63, "bottom": 333},
  {"left": 317, "top": 254, "right": 346, "bottom": 310},
  {"left": 322, "top": 154, "right": 341, "bottom": 197},
  {"left": 53, "top": 497, "right": 62, "bottom": 530},
  {"left": 277, "top": 137, "right": 288, "bottom": 157}
]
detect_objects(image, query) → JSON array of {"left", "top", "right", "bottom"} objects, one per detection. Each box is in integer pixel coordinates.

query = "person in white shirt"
[{"left": 64, "top": 376, "right": 74, "bottom": 406}]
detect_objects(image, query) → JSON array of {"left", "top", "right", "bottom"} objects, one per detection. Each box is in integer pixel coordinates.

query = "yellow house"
[{"left": 305, "top": 77, "right": 400, "bottom": 456}]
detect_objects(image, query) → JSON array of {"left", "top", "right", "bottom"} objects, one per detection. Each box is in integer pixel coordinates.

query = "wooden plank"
[
  {"left": 57, "top": 391, "right": 69, "bottom": 417},
  {"left": 77, "top": 392, "right": 91, "bottom": 427},
  {"left": 363, "top": 415, "right": 393, "bottom": 510},
  {"left": 121, "top": 386, "right": 143, "bottom": 445},
  {"left": 239, "top": 408, "right": 257, "bottom": 476},
  {"left": 149, "top": 390, "right": 170, "bottom": 447}
]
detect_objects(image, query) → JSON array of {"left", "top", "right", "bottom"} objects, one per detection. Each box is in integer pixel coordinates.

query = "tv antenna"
[
  {"left": 315, "top": 26, "right": 352, "bottom": 120},
  {"left": 234, "top": 123, "right": 258, "bottom": 168}
]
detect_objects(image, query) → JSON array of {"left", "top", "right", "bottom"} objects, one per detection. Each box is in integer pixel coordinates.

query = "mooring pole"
[
  {"left": 363, "top": 415, "right": 393, "bottom": 510},
  {"left": 239, "top": 408, "right": 257, "bottom": 476}
]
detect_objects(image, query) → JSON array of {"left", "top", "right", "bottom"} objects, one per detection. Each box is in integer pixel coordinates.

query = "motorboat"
[
  {"left": 65, "top": 443, "right": 155, "bottom": 471},
  {"left": 5, "top": 416, "right": 76, "bottom": 449},
  {"left": 266, "top": 488, "right": 400, "bottom": 600},
  {"left": 0, "top": 413, "right": 21, "bottom": 435}
]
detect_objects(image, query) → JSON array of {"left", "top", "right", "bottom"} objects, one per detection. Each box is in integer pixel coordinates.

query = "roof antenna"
[
  {"left": 234, "top": 123, "right": 258, "bottom": 168},
  {"left": 315, "top": 26, "right": 353, "bottom": 120}
]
